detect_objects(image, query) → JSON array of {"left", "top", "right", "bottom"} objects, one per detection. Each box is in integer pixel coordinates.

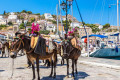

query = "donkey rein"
[{"left": 11, "top": 59, "right": 14, "bottom": 78}]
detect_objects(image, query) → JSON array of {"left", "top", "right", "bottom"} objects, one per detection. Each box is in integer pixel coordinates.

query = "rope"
[
  {"left": 100, "top": 0, "right": 106, "bottom": 24},
  {"left": 74, "top": 0, "right": 87, "bottom": 36},
  {"left": 90, "top": 0, "right": 98, "bottom": 23},
  {"left": 11, "top": 59, "right": 14, "bottom": 78}
]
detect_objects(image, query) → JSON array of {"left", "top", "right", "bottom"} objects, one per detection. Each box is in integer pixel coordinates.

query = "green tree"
[
  {"left": 52, "top": 15, "right": 56, "bottom": 19},
  {"left": 41, "top": 15, "right": 45, "bottom": 19},
  {"left": 20, "top": 16, "right": 24, "bottom": 20},
  {"left": 3, "top": 10, "right": 6, "bottom": 15},
  {"left": 36, "top": 13, "right": 40, "bottom": 15},
  {"left": 8, "top": 22, "right": 13, "bottom": 26},
  {"left": 39, "top": 30, "right": 50, "bottom": 35},
  {"left": 19, "top": 23, "right": 25, "bottom": 29},
  {"left": 89, "top": 24, "right": 100, "bottom": 33},
  {"left": 27, "top": 11, "right": 32, "bottom": 14},
  {"left": 52, "top": 20, "right": 57, "bottom": 24},
  {"left": 63, "top": 20, "right": 70, "bottom": 29},
  {"left": 21, "top": 10, "right": 27, "bottom": 13},
  {"left": 26, "top": 22, "right": 32, "bottom": 26},
  {"left": 103, "top": 23, "right": 110, "bottom": 29},
  {"left": 30, "top": 18, "right": 35, "bottom": 23}
]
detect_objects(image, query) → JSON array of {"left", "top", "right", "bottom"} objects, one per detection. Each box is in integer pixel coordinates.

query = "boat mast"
[
  {"left": 71, "top": 1, "right": 74, "bottom": 30},
  {"left": 117, "top": 0, "right": 119, "bottom": 31},
  {"left": 59, "top": 0, "right": 64, "bottom": 37},
  {"left": 117, "top": 0, "right": 119, "bottom": 42},
  {"left": 56, "top": 4, "right": 59, "bottom": 35}
]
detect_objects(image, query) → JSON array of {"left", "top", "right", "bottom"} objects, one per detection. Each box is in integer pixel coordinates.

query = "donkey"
[
  {"left": 58, "top": 37, "right": 81, "bottom": 79},
  {"left": 10, "top": 34, "right": 57, "bottom": 80},
  {"left": 1, "top": 42, "right": 10, "bottom": 57}
]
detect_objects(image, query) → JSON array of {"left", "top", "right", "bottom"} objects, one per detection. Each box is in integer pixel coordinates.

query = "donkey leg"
[
  {"left": 66, "top": 59, "right": 69, "bottom": 78},
  {"left": 72, "top": 59, "right": 75, "bottom": 78},
  {"left": 53, "top": 54, "right": 57, "bottom": 78},
  {"left": 49, "top": 60, "right": 53, "bottom": 77},
  {"left": 36, "top": 57, "right": 40, "bottom": 80},
  {"left": 61, "top": 58, "right": 64, "bottom": 65},
  {"left": 26, "top": 55, "right": 32, "bottom": 68},
  {"left": 75, "top": 59, "right": 78, "bottom": 74},
  {"left": 1, "top": 52, "right": 3, "bottom": 57},
  {"left": 32, "top": 63, "right": 35, "bottom": 80},
  {"left": 8, "top": 51, "right": 9, "bottom": 57}
]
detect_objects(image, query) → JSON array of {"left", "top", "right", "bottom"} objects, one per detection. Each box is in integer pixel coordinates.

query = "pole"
[
  {"left": 56, "top": 4, "right": 59, "bottom": 35},
  {"left": 59, "top": 0, "right": 64, "bottom": 37},
  {"left": 87, "top": 32, "right": 89, "bottom": 57},
  {"left": 66, "top": 0, "right": 68, "bottom": 34},
  {"left": 117, "top": 0, "right": 119, "bottom": 31},
  {"left": 117, "top": 0, "right": 119, "bottom": 43},
  {"left": 71, "top": 1, "right": 74, "bottom": 30}
]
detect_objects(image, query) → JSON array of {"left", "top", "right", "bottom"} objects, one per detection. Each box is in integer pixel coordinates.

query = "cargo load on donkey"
[{"left": 30, "top": 23, "right": 46, "bottom": 56}]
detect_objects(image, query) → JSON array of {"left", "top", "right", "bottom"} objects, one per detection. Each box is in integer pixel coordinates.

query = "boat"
[{"left": 81, "top": 33, "right": 120, "bottom": 58}]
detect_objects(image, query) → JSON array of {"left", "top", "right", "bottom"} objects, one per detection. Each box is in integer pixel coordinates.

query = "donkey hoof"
[
  {"left": 38, "top": 77, "right": 40, "bottom": 80},
  {"left": 49, "top": 75, "right": 52, "bottom": 77},
  {"left": 53, "top": 75, "right": 56, "bottom": 78},
  {"left": 72, "top": 77, "right": 75, "bottom": 79},
  {"left": 65, "top": 76, "right": 69, "bottom": 78}
]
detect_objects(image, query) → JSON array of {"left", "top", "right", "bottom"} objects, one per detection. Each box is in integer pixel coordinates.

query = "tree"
[
  {"left": 41, "top": 15, "right": 45, "bottom": 19},
  {"left": 3, "top": 10, "right": 6, "bottom": 15},
  {"left": 36, "top": 13, "right": 40, "bottom": 15},
  {"left": 8, "top": 22, "right": 13, "bottom": 26},
  {"left": 103, "top": 23, "right": 110, "bottom": 29},
  {"left": 52, "top": 15, "right": 56, "bottom": 19},
  {"left": 39, "top": 30, "right": 50, "bottom": 35},
  {"left": 27, "top": 11, "right": 32, "bottom": 14},
  {"left": 27, "top": 22, "right": 32, "bottom": 26},
  {"left": 19, "top": 23, "right": 25, "bottom": 29},
  {"left": 30, "top": 18, "right": 35, "bottom": 23},
  {"left": 0, "top": 25, "right": 7, "bottom": 30},
  {"left": 21, "top": 10, "right": 27, "bottom": 13},
  {"left": 52, "top": 20, "right": 57, "bottom": 24},
  {"left": 85, "top": 24, "right": 100, "bottom": 33},
  {"left": 63, "top": 20, "right": 70, "bottom": 29}
]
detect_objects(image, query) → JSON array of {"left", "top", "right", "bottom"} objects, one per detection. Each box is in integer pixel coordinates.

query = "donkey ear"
[{"left": 19, "top": 32, "right": 28, "bottom": 38}]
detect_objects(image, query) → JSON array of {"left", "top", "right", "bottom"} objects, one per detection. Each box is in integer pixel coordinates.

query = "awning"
[
  {"left": 81, "top": 34, "right": 108, "bottom": 39},
  {"left": 110, "top": 33, "right": 119, "bottom": 36}
]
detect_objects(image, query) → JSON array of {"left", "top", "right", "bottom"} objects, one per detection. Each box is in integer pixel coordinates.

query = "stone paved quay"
[{"left": 0, "top": 55, "right": 120, "bottom": 80}]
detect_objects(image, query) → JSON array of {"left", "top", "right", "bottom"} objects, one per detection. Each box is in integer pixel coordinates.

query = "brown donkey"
[
  {"left": 10, "top": 34, "right": 57, "bottom": 80},
  {"left": 56, "top": 37, "right": 81, "bottom": 79}
]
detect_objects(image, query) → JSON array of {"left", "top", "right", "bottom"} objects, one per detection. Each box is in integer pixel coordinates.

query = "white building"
[
  {"left": 46, "top": 24, "right": 56, "bottom": 32},
  {"left": 8, "top": 12, "right": 17, "bottom": 23},
  {"left": 0, "top": 15, "right": 7, "bottom": 25},
  {"left": 70, "top": 22, "right": 80, "bottom": 28},
  {"left": 0, "top": 19, "right": 7, "bottom": 25},
  {"left": 99, "top": 25, "right": 103, "bottom": 29},
  {"left": 0, "top": 15, "right": 3, "bottom": 19},
  {"left": 44, "top": 13, "right": 54, "bottom": 20}
]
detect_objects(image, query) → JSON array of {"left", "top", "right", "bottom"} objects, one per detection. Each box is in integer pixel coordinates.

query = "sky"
[{"left": 0, "top": 0, "right": 119, "bottom": 26}]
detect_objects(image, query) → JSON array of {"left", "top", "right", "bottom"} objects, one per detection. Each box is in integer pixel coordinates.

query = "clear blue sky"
[{"left": 0, "top": 0, "right": 118, "bottom": 25}]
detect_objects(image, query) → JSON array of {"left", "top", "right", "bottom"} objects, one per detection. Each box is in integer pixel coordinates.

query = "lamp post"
[{"left": 60, "top": 0, "right": 73, "bottom": 34}]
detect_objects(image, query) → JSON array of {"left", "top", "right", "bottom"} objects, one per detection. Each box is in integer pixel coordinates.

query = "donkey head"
[{"left": 10, "top": 33, "right": 26, "bottom": 58}]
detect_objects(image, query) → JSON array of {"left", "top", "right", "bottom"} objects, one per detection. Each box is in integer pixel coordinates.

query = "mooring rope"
[{"left": 11, "top": 59, "right": 14, "bottom": 78}]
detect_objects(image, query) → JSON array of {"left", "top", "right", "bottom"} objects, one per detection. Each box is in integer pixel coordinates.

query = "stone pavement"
[
  {"left": 0, "top": 55, "right": 120, "bottom": 80},
  {"left": 79, "top": 57, "right": 120, "bottom": 70}
]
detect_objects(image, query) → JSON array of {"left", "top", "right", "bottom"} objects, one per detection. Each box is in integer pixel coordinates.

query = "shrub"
[{"left": 39, "top": 30, "right": 50, "bottom": 35}]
